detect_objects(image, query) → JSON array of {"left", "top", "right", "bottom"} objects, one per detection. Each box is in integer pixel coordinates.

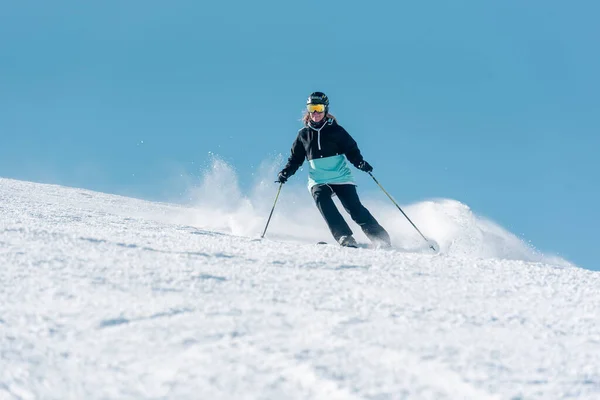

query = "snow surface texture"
[{"left": 1, "top": 169, "right": 599, "bottom": 399}]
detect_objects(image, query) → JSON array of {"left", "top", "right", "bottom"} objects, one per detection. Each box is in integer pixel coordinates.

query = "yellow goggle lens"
[{"left": 307, "top": 104, "right": 326, "bottom": 113}]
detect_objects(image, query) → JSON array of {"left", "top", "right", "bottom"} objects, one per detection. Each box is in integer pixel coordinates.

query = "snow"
[{"left": 1, "top": 174, "right": 599, "bottom": 399}]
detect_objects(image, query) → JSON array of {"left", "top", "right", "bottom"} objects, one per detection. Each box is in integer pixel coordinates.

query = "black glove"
[
  {"left": 357, "top": 160, "right": 373, "bottom": 173},
  {"left": 276, "top": 170, "right": 289, "bottom": 184}
]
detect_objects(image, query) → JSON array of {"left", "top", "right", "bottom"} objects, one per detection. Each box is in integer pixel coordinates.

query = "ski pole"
[
  {"left": 368, "top": 172, "right": 437, "bottom": 251},
  {"left": 260, "top": 182, "right": 283, "bottom": 238}
]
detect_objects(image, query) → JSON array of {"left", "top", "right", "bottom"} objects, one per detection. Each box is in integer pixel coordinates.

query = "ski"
[{"left": 316, "top": 241, "right": 373, "bottom": 249}]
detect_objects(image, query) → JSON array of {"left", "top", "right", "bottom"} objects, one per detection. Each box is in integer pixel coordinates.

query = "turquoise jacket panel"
[{"left": 307, "top": 155, "right": 356, "bottom": 189}]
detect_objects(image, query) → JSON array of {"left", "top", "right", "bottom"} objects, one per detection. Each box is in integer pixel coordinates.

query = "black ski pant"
[{"left": 311, "top": 184, "right": 390, "bottom": 244}]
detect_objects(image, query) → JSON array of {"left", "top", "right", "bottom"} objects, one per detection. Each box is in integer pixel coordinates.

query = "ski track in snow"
[{"left": 1, "top": 177, "right": 599, "bottom": 399}]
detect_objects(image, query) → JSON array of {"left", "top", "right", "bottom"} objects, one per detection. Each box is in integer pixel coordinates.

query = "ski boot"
[{"left": 338, "top": 235, "right": 358, "bottom": 248}]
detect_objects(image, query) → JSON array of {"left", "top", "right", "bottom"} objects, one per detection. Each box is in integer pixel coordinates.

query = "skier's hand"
[
  {"left": 357, "top": 160, "right": 373, "bottom": 173},
  {"left": 276, "top": 170, "right": 289, "bottom": 184}
]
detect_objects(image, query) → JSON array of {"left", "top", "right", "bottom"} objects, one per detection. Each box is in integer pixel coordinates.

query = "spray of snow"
[{"left": 175, "top": 156, "right": 570, "bottom": 266}]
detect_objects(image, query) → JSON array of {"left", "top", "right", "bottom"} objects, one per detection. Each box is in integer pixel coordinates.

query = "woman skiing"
[{"left": 277, "top": 91, "right": 391, "bottom": 248}]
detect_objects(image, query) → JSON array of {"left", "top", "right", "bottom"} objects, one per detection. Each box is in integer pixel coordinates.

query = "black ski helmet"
[{"left": 307, "top": 91, "right": 329, "bottom": 113}]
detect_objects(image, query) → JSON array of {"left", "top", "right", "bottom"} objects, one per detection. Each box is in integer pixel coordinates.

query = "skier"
[{"left": 277, "top": 92, "right": 391, "bottom": 248}]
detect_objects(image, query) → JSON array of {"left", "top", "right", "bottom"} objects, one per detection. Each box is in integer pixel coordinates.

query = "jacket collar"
[{"left": 307, "top": 118, "right": 334, "bottom": 130}]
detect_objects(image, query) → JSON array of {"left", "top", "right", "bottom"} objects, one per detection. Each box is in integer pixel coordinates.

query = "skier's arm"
[
  {"left": 340, "top": 127, "right": 365, "bottom": 168},
  {"left": 281, "top": 135, "right": 306, "bottom": 177}
]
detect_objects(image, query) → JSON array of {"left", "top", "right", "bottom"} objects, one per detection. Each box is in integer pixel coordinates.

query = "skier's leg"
[
  {"left": 332, "top": 184, "right": 391, "bottom": 246},
  {"left": 311, "top": 184, "right": 353, "bottom": 242}
]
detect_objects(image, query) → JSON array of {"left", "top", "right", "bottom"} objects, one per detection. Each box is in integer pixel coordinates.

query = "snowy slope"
[{"left": 1, "top": 177, "right": 599, "bottom": 400}]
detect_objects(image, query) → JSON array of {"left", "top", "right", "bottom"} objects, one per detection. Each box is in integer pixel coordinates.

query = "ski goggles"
[{"left": 307, "top": 104, "right": 326, "bottom": 113}]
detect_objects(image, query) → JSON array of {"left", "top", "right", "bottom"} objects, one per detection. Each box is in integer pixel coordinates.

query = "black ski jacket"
[{"left": 281, "top": 118, "right": 365, "bottom": 180}]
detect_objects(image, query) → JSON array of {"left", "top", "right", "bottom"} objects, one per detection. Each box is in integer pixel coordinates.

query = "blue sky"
[{"left": 1, "top": 1, "right": 598, "bottom": 270}]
